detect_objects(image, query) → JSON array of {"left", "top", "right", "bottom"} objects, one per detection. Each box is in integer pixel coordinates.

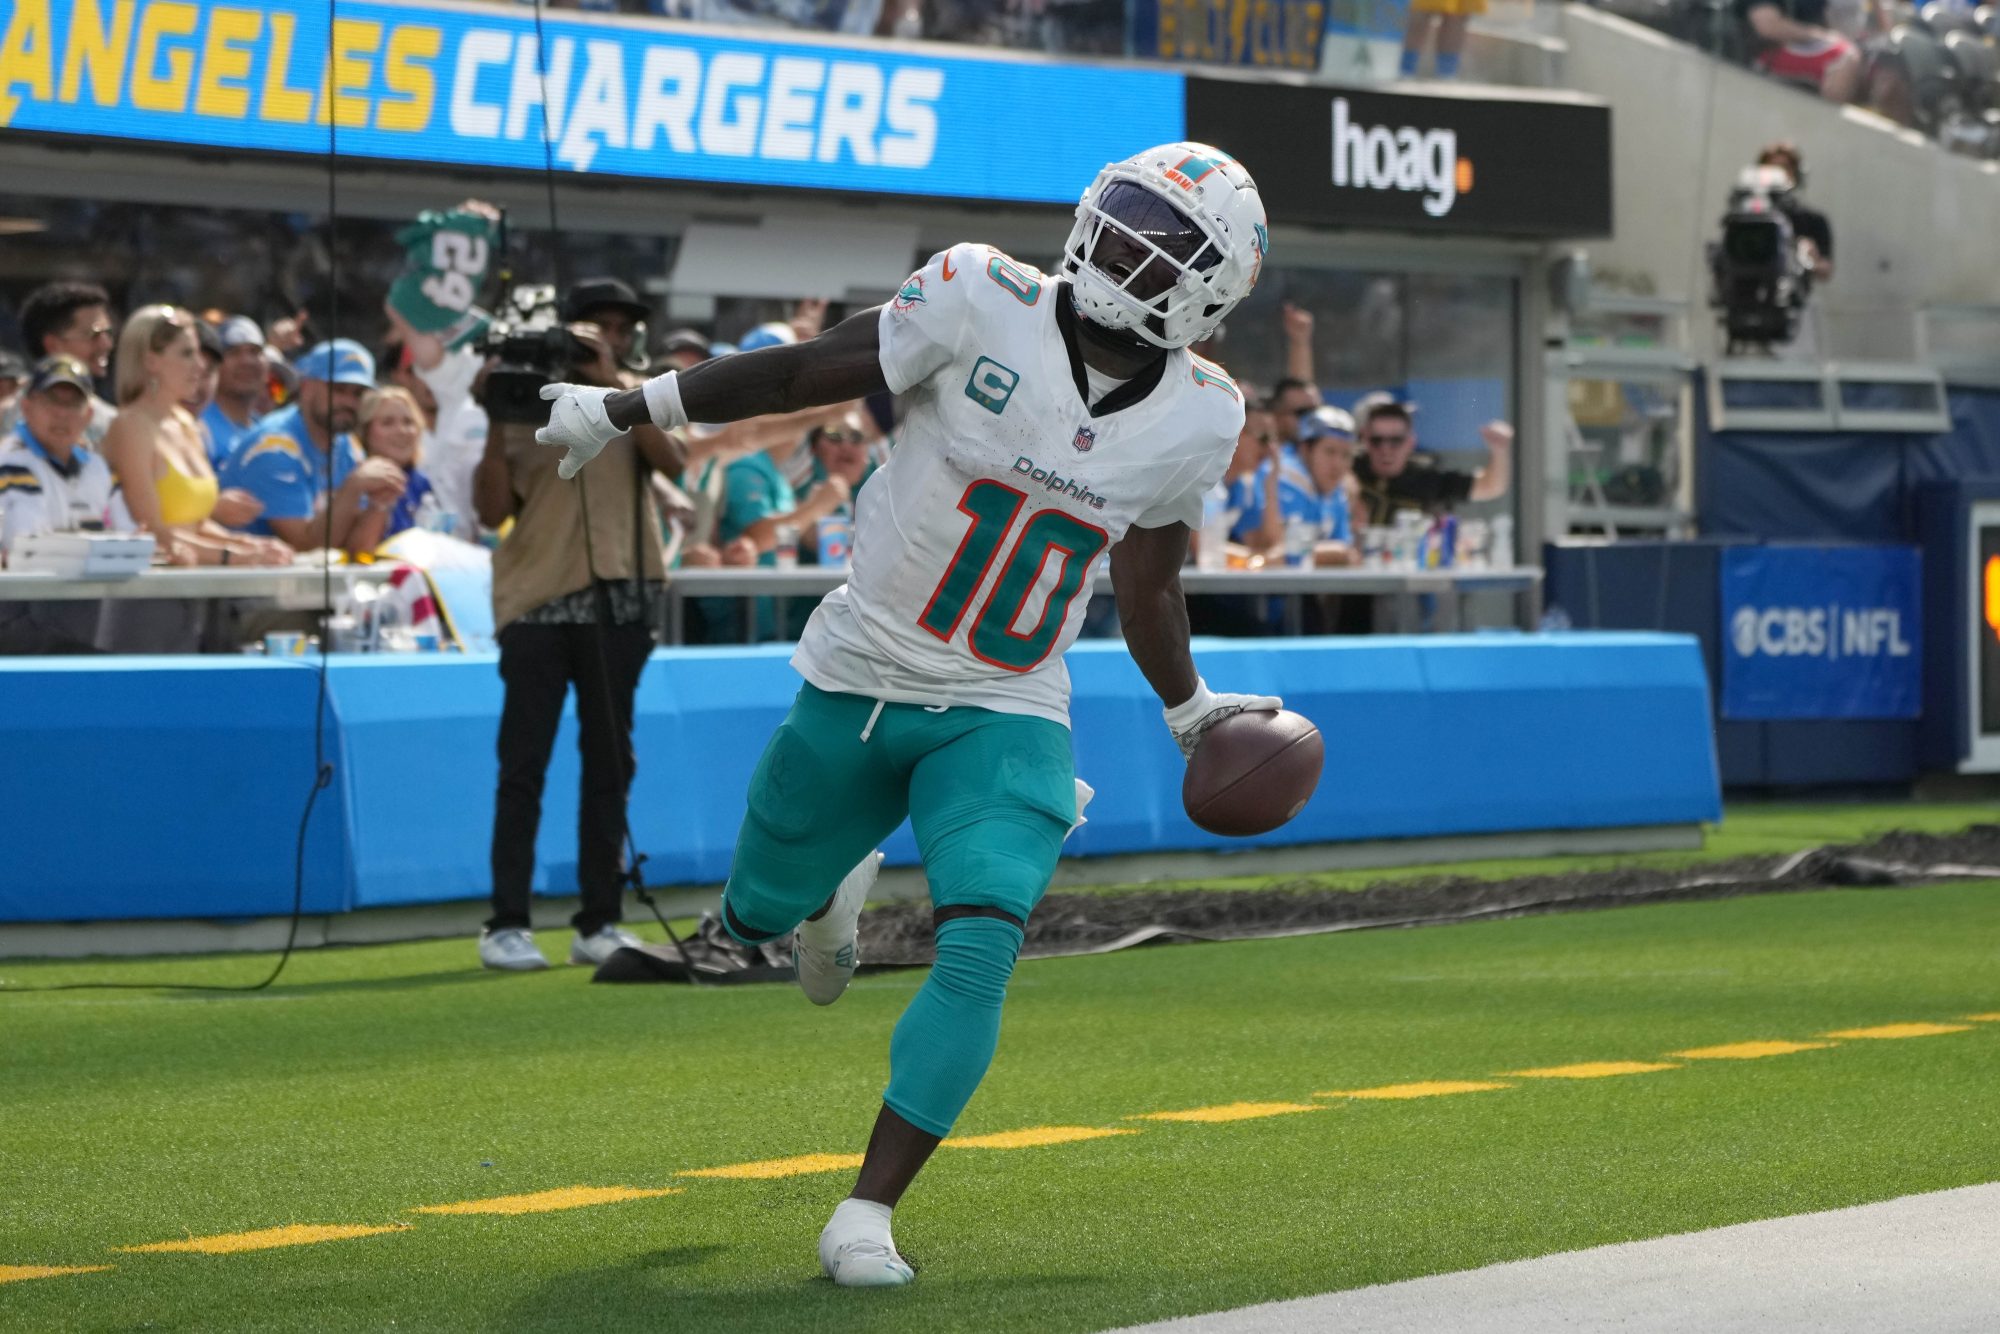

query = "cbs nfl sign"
[{"left": 1721, "top": 546, "right": 1921, "bottom": 721}]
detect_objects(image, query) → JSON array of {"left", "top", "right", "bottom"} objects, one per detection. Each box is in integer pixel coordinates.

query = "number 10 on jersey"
[{"left": 918, "top": 479, "right": 1109, "bottom": 672}]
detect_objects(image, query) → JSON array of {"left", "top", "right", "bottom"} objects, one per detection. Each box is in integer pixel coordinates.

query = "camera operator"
[
  {"left": 471, "top": 277, "right": 687, "bottom": 972},
  {"left": 1757, "top": 142, "right": 1833, "bottom": 286},
  {"left": 1708, "top": 146, "right": 1830, "bottom": 358}
]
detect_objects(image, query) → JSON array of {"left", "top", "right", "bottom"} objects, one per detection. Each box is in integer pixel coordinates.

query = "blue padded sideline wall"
[
  {"left": 0, "top": 634, "right": 1720, "bottom": 924},
  {"left": 0, "top": 659, "right": 353, "bottom": 922}
]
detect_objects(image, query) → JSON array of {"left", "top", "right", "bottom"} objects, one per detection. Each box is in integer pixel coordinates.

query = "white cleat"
[
  {"left": 569, "top": 924, "right": 645, "bottom": 966},
  {"left": 794, "top": 851, "right": 883, "bottom": 1006},
  {"left": 819, "top": 1202, "right": 915, "bottom": 1287},
  {"left": 478, "top": 927, "right": 549, "bottom": 972}
]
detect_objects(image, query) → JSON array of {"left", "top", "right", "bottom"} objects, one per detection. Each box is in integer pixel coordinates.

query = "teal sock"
[
  {"left": 882, "top": 917, "right": 1023, "bottom": 1137},
  {"left": 1436, "top": 51, "right": 1462, "bottom": 76}
]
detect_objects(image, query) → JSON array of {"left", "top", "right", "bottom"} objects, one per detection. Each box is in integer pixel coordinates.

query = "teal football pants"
[{"left": 721, "top": 683, "right": 1075, "bottom": 1135}]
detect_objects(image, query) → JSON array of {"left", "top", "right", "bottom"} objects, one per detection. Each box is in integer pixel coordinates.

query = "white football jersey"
[{"left": 791, "top": 243, "right": 1246, "bottom": 727}]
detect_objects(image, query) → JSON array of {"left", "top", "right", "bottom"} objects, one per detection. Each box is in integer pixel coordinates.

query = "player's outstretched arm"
[
  {"left": 1112, "top": 522, "right": 1201, "bottom": 710},
  {"left": 1113, "top": 521, "right": 1283, "bottom": 760},
  {"left": 616, "top": 306, "right": 889, "bottom": 431},
  {"left": 537, "top": 308, "right": 891, "bottom": 479}
]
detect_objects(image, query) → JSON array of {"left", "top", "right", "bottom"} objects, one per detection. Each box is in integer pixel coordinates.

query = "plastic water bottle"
[
  {"left": 1284, "top": 518, "right": 1315, "bottom": 568},
  {"left": 415, "top": 491, "right": 455, "bottom": 537},
  {"left": 817, "top": 512, "right": 854, "bottom": 568},
  {"left": 1197, "top": 483, "right": 1231, "bottom": 571},
  {"left": 1435, "top": 514, "right": 1458, "bottom": 569},
  {"left": 1490, "top": 515, "right": 1515, "bottom": 571}
]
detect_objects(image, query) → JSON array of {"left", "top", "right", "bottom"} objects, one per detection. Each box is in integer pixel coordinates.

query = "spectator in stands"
[
  {"left": 383, "top": 317, "right": 490, "bottom": 540},
  {"left": 178, "top": 323, "right": 263, "bottom": 531},
  {"left": 788, "top": 298, "right": 830, "bottom": 344},
  {"left": 1242, "top": 407, "right": 1362, "bottom": 566},
  {"left": 1350, "top": 394, "right": 1513, "bottom": 527},
  {"left": 1182, "top": 399, "right": 1279, "bottom": 636},
  {"left": 344, "top": 387, "right": 438, "bottom": 553},
  {"left": 472, "top": 279, "right": 684, "bottom": 973},
  {"left": 1223, "top": 398, "right": 1278, "bottom": 544},
  {"left": 1280, "top": 302, "right": 1319, "bottom": 387},
  {"left": 1266, "top": 376, "right": 1320, "bottom": 450},
  {"left": 1738, "top": 0, "right": 1861, "bottom": 103},
  {"left": 218, "top": 340, "right": 407, "bottom": 552},
  {"left": 0, "top": 349, "right": 27, "bottom": 425},
  {"left": 202, "top": 316, "right": 271, "bottom": 465},
  {"left": 265, "top": 309, "right": 309, "bottom": 355},
  {"left": 1401, "top": 0, "right": 1484, "bottom": 77},
  {"left": 185, "top": 320, "right": 223, "bottom": 426},
  {"left": 798, "top": 411, "right": 875, "bottom": 561},
  {"left": 775, "top": 412, "right": 878, "bottom": 637},
  {"left": 0, "top": 356, "right": 117, "bottom": 653},
  {"left": 700, "top": 427, "right": 855, "bottom": 641},
  {"left": 1757, "top": 141, "right": 1834, "bottom": 284},
  {"left": 100, "top": 306, "right": 290, "bottom": 570},
  {"left": 7, "top": 282, "right": 117, "bottom": 448},
  {"left": 657, "top": 328, "right": 712, "bottom": 373}
]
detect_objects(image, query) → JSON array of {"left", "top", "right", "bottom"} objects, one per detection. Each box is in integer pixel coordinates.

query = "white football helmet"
[{"left": 1063, "top": 143, "right": 1268, "bottom": 351}]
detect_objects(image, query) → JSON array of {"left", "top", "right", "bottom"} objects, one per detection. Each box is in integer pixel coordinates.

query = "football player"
[{"left": 539, "top": 142, "right": 1284, "bottom": 1286}]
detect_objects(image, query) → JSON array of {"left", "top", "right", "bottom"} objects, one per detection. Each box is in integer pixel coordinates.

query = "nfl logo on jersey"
[{"left": 1072, "top": 425, "right": 1097, "bottom": 453}]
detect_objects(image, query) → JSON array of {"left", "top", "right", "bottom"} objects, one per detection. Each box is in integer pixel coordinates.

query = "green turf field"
[{"left": 4, "top": 869, "right": 1997, "bottom": 1331}]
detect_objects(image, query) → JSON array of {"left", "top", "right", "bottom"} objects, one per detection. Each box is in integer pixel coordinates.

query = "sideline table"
[
  {"left": 661, "top": 565, "right": 1544, "bottom": 644},
  {"left": 0, "top": 564, "right": 396, "bottom": 610}
]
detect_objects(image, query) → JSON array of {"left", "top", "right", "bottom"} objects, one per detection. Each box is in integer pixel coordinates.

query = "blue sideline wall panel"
[
  {"left": 329, "top": 646, "right": 901, "bottom": 907},
  {"left": 0, "top": 659, "right": 353, "bottom": 922},
  {"left": 325, "top": 655, "right": 509, "bottom": 909},
  {"left": 1065, "top": 635, "right": 1719, "bottom": 855},
  {"left": 0, "top": 636, "right": 1722, "bottom": 923}
]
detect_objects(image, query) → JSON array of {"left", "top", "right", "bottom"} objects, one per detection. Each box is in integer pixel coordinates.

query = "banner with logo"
[
  {"left": 0, "top": 0, "right": 1181, "bottom": 205},
  {"left": 1720, "top": 546, "right": 1921, "bottom": 721},
  {"left": 1126, "top": 0, "right": 1408, "bottom": 75},
  {"left": 1183, "top": 75, "right": 1612, "bottom": 236}
]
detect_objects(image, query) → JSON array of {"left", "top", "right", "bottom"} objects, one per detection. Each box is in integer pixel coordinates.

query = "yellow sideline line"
[
  {"left": 1318, "top": 1080, "right": 1510, "bottom": 1100},
  {"left": 944, "top": 1126, "right": 1138, "bottom": 1150},
  {"left": 1501, "top": 1061, "right": 1679, "bottom": 1080},
  {"left": 1130, "top": 1101, "right": 1320, "bottom": 1124},
  {"left": 410, "top": 1186, "right": 680, "bottom": 1216},
  {"left": 1671, "top": 1040, "right": 1835, "bottom": 1060},
  {"left": 118, "top": 1224, "right": 406, "bottom": 1255},
  {"left": 0, "top": 1265, "right": 112, "bottom": 1285},
  {"left": 58, "top": 1011, "right": 1995, "bottom": 1277},
  {"left": 1821, "top": 1022, "right": 1971, "bottom": 1040},
  {"left": 680, "top": 1153, "right": 864, "bottom": 1180}
]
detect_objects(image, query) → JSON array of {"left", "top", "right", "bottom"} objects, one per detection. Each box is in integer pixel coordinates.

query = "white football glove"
[
  {"left": 1164, "top": 678, "right": 1284, "bottom": 761},
  {"left": 535, "top": 382, "right": 621, "bottom": 480}
]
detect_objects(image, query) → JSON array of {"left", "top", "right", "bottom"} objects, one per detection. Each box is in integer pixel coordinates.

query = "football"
[{"left": 1183, "top": 710, "right": 1324, "bottom": 837}]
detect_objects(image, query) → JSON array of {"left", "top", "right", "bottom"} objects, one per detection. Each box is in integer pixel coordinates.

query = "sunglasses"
[
  {"left": 817, "top": 430, "right": 866, "bottom": 445},
  {"left": 1364, "top": 434, "right": 1408, "bottom": 446}
]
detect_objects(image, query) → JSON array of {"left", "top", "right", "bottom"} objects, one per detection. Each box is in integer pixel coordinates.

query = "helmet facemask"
[{"left": 1065, "top": 181, "right": 1230, "bottom": 350}]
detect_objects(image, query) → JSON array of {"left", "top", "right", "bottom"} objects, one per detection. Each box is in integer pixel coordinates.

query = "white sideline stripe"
[{"left": 1107, "top": 1183, "right": 2000, "bottom": 1334}]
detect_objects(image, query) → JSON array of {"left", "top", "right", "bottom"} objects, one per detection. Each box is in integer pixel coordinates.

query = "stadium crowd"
[
  {"left": 0, "top": 213, "right": 1513, "bottom": 656},
  {"left": 1597, "top": 0, "right": 2000, "bottom": 151},
  {"left": 452, "top": 0, "right": 2000, "bottom": 148}
]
